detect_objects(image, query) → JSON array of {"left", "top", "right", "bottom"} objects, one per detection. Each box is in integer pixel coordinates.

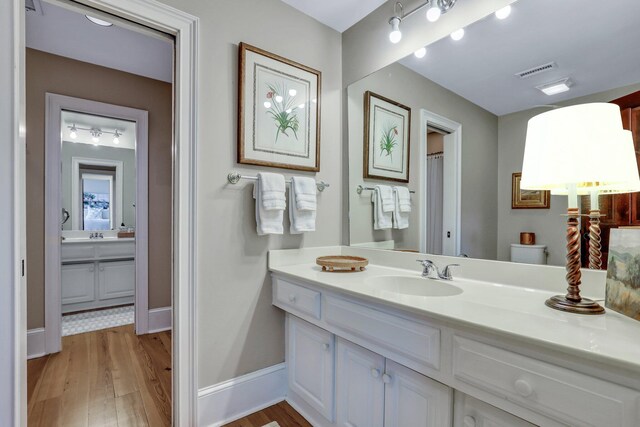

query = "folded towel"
[
  {"left": 289, "top": 177, "right": 317, "bottom": 234},
  {"left": 375, "top": 185, "right": 394, "bottom": 212},
  {"left": 253, "top": 173, "right": 286, "bottom": 235},
  {"left": 258, "top": 172, "right": 286, "bottom": 211},
  {"left": 292, "top": 176, "right": 317, "bottom": 211},
  {"left": 392, "top": 186, "right": 411, "bottom": 229},
  {"left": 395, "top": 186, "right": 412, "bottom": 212},
  {"left": 372, "top": 188, "right": 393, "bottom": 230}
]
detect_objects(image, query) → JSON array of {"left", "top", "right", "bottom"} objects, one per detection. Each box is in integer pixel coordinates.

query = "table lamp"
[{"left": 521, "top": 103, "right": 640, "bottom": 315}]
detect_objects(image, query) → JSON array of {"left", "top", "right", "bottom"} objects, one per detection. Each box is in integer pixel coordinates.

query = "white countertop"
[
  {"left": 270, "top": 254, "right": 640, "bottom": 375},
  {"left": 62, "top": 237, "right": 135, "bottom": 244}
]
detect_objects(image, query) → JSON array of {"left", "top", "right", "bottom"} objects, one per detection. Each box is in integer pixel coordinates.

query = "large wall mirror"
[{"left": 347, "top": 0, "right": 640, "bottom": 267}]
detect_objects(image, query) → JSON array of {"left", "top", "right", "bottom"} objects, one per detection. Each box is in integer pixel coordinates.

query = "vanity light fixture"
[
  {"left": 495, "top": 5, "right": 512, "bottom": 20},
  {"left": 389, "top": 0, "right": 458, "bottom": 44},
  {"left": 537, "top": 78, "right": 572, "bottom": 96},
  {"left": 85, "top": 15, "right": 113, "bottom": 27},
  {"left": 67, "top": 124, "right": 123, "bottom": 144},
  {"left": 414, "top": 47, "right": 427, "bottom": 58},
  {"left": 521, "top": 103, "right": 640, "bottom": 315},
  {"left": 450, "top": 28, "right": 465, "bottom": 41}
]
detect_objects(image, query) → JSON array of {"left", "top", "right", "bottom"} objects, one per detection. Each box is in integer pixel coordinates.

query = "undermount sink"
[{"left": 365, "top": 275, "right": 463, "bottom": 297}]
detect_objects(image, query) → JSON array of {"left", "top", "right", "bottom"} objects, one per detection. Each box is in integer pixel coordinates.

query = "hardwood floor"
[
  {"left": 28, "top": 325, "right": 171, "bottom": 427},
  {"left": 223, "top": 401, "right": 312, "bottom": 427}
]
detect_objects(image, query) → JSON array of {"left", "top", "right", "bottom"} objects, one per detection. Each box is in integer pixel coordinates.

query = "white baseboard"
[
  {"left": 27, "top": 328, "right": 46, "bottom": 360},
  {"left": 198, "top": 363, "right": 287, "bottom": 427},
  {"left": 148, "top": 306, "right": 172, "bottom": 333}
]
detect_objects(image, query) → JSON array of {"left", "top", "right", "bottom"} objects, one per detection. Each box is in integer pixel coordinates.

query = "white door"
[
  {"left": 453, "top": 391, "right": 537, "bottom": 427},
  {"left": 61, "top": 262, "right": 96, "bottom": 305},
  {"left": 288, "top": 316, "right": 335, "bottom": 421},
  {"left": 98, "top": 260, "right": 135, "bottom": 300},
  {"left": 336, "top": 338, "right": 385, "bottom": 427},
  {"left": 442, "top": 131, "right": 457, "bottom": 256},
  {"left": 383, "top": 360, "right": 453, "bottom": 427}
]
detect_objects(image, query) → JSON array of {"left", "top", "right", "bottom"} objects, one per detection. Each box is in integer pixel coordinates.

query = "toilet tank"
[{"left": 510, "top": 244, "right": 547, "bottom": 265}]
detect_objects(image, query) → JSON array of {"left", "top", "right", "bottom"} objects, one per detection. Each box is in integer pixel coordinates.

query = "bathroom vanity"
[
  {"left": 270, "top": 247, "right": 640, "bottom": 427},
  {"left": 61, "top": 237, "right": 135, "bottom": 313}
]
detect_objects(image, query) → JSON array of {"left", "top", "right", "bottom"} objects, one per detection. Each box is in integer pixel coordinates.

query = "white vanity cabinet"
[
  {"left": 61, "top": 240, "right": 135, "bottom": 313},
  {"left": 335, "top": 337, "right": 451, "bottom": 427},
  {"left": 454, "top": 392, "right": 536, "bottom": 427}
]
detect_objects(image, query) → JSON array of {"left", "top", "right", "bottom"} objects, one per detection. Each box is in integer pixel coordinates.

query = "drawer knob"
[
  {"left": 514, "top": 378, "right": 533, "bottom": 397},
  {"left": 371, "top": 368, "right": 380, "bottom": 378},
  {"left": 463, "top": 415, "right": 476, "bottom": 427},
  {"left": 288, "top": 294, "right": 297, "bottom": 303},
  {"left": 382, "top": 373, "right": 392, "bottom": 384},
  {"left": 323, "top": 343, "right": 330, "bottom": 351}
]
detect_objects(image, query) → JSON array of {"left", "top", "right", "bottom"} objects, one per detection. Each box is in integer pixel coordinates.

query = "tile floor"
[{"left": 62, "top": 305, "right": 134, "bottom": 336}]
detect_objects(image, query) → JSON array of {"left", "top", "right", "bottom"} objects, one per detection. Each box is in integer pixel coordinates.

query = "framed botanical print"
[
  {"left": 363, "top": 91, "right": 411, "bottom": 183},
  {"left": 238, "top": 42, "right": 321, "bottom": 172},
  {"left": 512, "top": 172, "right": 550, "bottom": 209}
]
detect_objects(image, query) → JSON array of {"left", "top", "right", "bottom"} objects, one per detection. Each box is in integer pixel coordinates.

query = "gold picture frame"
[
  {"left": 511, "top": 172, "right": 550, "bottom": 209},
  {"left": 238, "top": 42, "right": 321, "bottom": 172}
]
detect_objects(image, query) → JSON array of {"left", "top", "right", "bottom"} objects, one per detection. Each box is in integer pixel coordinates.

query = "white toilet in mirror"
[{"left": 510, "top": 244, "right": 547, "bottom": 265}]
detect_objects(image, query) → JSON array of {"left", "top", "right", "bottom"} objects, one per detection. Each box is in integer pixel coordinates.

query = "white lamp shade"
[{"left": 521, "top": 103, "right": 640, "bottom": 195}]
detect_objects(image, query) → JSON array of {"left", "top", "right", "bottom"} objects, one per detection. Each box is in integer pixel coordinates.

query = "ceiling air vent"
[{"left": 515, "top": 62, "right": 557, "bottom": 79}]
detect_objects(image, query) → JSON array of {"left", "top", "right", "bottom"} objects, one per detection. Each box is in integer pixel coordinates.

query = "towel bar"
[
  {"left": 227, "top": 172, "right": 330, "bottom": 192},
  {"left": 357, "top": 185, "right": 415, "bottom": 195}
]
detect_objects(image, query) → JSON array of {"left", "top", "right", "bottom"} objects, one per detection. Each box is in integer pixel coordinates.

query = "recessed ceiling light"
[
  {"left": 537, "top": 78, "right": 573, "bottom": 96},
  {"left": 450, "top": 28, "right": 465, "bottom": 41},
  {"left": 495, "top": 5, "right": 512, "bottom": 20},
  {"left": 414, "top": 47, "right": 427, "bottom": 58},
  {"left": 85, "top": 15, "right": 113, "bottom": 27}
]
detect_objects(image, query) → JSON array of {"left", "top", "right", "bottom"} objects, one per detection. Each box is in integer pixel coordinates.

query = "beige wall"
[
  {"left": 496, "top": 82, "right": 640, "bottom": 265},
  {"left": 348, "top": 63, "right": 499, "bottom": 258},
  {"left": 341, "top": 0, "right": 516, "bottom": 86},
  {"left": 155, "top": 0, "right": 343, "bottom": 388},
  {"left": 26, "top": 48, "right": 172, "bottom": 329}
]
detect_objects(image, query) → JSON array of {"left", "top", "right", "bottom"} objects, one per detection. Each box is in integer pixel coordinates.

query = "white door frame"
[
  {"left": 7, "top": 1, "right": 199, "bottom": 426},
  {"left": 419, "top": 109, "right": 462, "bottom": 256},
  {"left": 45, "top": 94, "right": 150, "bottom": 352}
]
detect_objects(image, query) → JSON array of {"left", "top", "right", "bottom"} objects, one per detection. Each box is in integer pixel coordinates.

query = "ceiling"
[
  {"left": 61, "top": 111, "right": 136, "bottom": 150},
  {"left": 398, "top": 0, "right": 640, "bottom": 115},
  {"left": 281, "top": 0, "right": 386, "bottom": 32},
  {"left": 26, "top": 0, "right": 173, "bottom": 82}
]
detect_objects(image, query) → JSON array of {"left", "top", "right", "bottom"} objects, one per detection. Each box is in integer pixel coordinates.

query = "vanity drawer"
[
  {"left": 273, "top": 278, "right": 321, "bottom": 319},
  {"left": 61, "top": 243, "right": 97, "bottom": 262},
  {"left": 325, "top": 296, "right": 440, "bottom": 370},
  {"left": 453, "top": 336, "right": 640, "bottom": 427},
  {"left": 96, "top": 242, "right": 135, "bottom": 259}
]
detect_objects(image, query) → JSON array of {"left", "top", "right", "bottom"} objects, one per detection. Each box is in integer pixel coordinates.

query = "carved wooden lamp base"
[{"left": 545, "top": 208, "right": 605, "bottom": 315}]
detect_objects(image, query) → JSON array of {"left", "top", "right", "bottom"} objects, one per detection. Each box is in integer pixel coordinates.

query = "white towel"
[
  {"left": 289, "top": 176, "right": 317, "bottom": 234},
  {"left": 376, "top": 185, "right": 395, "bottom": 212},
  {"left": 253, "top": 173, "right": 285, "bottom": 235},
  {"left": 372, "top": 188, "right": 393, "bottom": 230},
  {"left": 393, "top": 186, "right": 411, "bottom": 229}
]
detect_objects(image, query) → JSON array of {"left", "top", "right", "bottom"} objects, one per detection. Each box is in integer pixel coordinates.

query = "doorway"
[{"left": 419, "top": 110, "right": 462, "bottom": 256}]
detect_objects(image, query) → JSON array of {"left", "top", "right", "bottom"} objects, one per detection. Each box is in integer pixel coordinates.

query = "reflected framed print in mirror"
[
  {"left": 363, "top": 91, "right": 411, "bottom": 183},
  {"left": 238, "top": 42, "right": 321, "bottom": 172},
  {"left": 512, "top": 172, "right": 550, "bottom": 209}
]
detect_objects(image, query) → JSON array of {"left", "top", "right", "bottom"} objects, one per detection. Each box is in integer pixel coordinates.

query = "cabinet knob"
[
  {"left": 323, "top": 343, "right": 330, "bottom": 351},
  {"left": 99, "top": 266, "right": 105, "bottom": 272},
  {"left": 514, "top": 378, "right": 533, "bottom": 397},
  {"left": 288, "top": 294, "right": 296, "bottom": 303},
  {"left": 382, "top": 373, "right": 392, "bottom": 384},
  {"left": 370, "top": 368, "right": 380, "bottom": 378},
  {"left": 463, "top": 415, "right": 476, "bottom": 427}
]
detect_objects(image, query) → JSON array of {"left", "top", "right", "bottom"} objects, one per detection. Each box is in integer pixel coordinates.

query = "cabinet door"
[
  {"left": 98, "top": 260, "right": 135, "bottom": 300},
  {"left": 336, "top": 338, "right": 385, "bottom": 427},
  {"left": 288, "top": 316, "right": 335, "bottom": 421},
  {"left": 383, "top": 360, "right": 452, "bottom": 427},
  {"left": 453, "top": 391, "right": 537, "bottom": 427},
  {"left": 61, "top": 263, "right": 96, "bottom": 305}
]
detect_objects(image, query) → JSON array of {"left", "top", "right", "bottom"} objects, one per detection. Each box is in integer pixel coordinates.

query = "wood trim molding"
[
  {"left": 198, "top": 363, "right": 287, "bottom": 427},
  {"left": 148, "top": 306, "right": 172, "bottom": 333}
]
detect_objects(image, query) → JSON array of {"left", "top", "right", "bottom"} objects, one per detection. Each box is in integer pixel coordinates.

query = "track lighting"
[
  {"left": 67, "top": 125, "right": 123, "bottom": 145},
  {"left": 113, "top": 130, "right": 121, "bottom": 144},
  {"left": 69, "top": 124, "right": 78, "bottom": 139},
  {"left": 90, "top": 128, "right": 102, "bottom": 143},
  {"left": 426, "top": 2, "right": 441, "bottom": 22},
  {"left": 389, "top": 16, "right": 402, "bottom": 44}
]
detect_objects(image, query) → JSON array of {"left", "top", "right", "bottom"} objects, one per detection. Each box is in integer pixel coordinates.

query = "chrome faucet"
[{"left": 417, "top": 259, "right": 460, "bottom": 280}]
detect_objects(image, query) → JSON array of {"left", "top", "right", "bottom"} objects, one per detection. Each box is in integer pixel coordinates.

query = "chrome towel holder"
[
  {"left": 227, "top": 171, "right": 330, "bottom": 192},
  {"left": 357, "top": 185, "right": 415, "bottom": 195}
]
